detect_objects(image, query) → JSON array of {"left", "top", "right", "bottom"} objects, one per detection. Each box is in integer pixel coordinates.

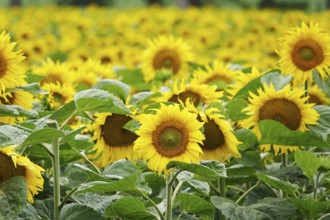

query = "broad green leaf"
[
  {"left": 260, "top": 71, "right": 291, "bottom": 90},
  {"left": 166, "top": 161, "right": 224, "bottom": 182},
  {"left": 143, "top": 172, "right": 166, "bottom": 197},
  {"left": 227, "top": 165, "right": 256, "bottom": 182},
  {"left": 186, "top": 179, "right": 210, "bottom": 195},
  {"left": 255, "top": 173, "right": 299, "bottom": 196},
  {"left": 18, "top": 204, "right": 40, "bottom": 220},
  {"left": 18, "top": 83, "right": 47, "bottom": 94},
  {"left": 234, "top": 128, "right": 259, "bottom": 151},
  {"left": 60, "top": 127, "right": 87, "bottom": 144},
  {"left": 59, "top": 204, "right": 106, "bottom": 220},
  {"left": 200, "top": 160, "right": 227, "bottom": 177},
  {"left": 72, "top": 163, "right": 108, "bottom": 182},
  {"left": 115, "top": 68, "right": 151, "bottom": 91},
  {"left": 0, "top": 125, "right": 30, "bottom": 146},
  {"left": 0, "top": 177, "right": 27, "bottom": 220},
  {"left": 0, "top": 104, "right": 39, "bottom": 118},
  {"left": 225, "top": 99, "right": 249, "bottom": 121},
  {"left": 175, "top": 193, "right": 214, "bottom": 220},
  {"left": 25, "top": 72, "right": 45, "bottom": 84},
  {"left": 259, "top": 120, "right": 329, "bottom": 148},
  {"left": 104, "top": 197, "right": 158, "bottom": 220},
  {"left": 294, "top": 150, "right": 322, "bottom": 180},
  {"left": 308, "top": 105, "right": 330, "bottom": 140},
  {"left": 76, "top": 175, "right": 139, "bottom": 194},
  {"left": 103, "top": 160, "right": 141, "bottom": 178},
  {"left": 233, "top": 74, "right": 262, "bottom": 99},
  {"left": 21, "top": 128, "right": 64, "bottom": 147},
  {"left": 49, "top": 101, "right": 76, "bottom": 124},
  {"left": 313, "top": 70, "right": 330, "bottom": 97},
  {"left": 129, "top": 91, "right": 161, "bottom": 107},
  {"left": 93, "top": 79, "right": 130, "bottom": 102},
  {"left": 288, "top": 198, "right": 330, "bottom": 219},
  {"left": 235, "top": 151, "right": 261, "bottom": 167},
  {"left": 33, "top": 198, "right": 54, "bottom": 220}
]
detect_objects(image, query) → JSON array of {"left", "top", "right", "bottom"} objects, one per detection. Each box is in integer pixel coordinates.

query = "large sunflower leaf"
[
  {"left": 288, "top": 198, "right": 330, "bottom": 219},
  {"left": 21, "top": 128, "right": 65, "bottom": 147},
  {"left": 0, "top": 125, "right": 30, "bottom": 146},
  {"left": 104, "top": 197, "right": 158, "bottom": 220},
  {"left": 0, "top": 104, "right": 39, "bottom": 118},
  {"left": 103, "top": 160, "right": 141, "bottom": 178},
  {"left": 258, "top": 120, "right": 329, "bottom": 148},
  {"left": 115, "top": 68, "right": 151, "bottom": 91},
  {"left": 18, "top": 83, "right": 47, "bottom": 94},
  {"left": 260, "top": 71, "right": 292, "bottom": 90},
  {"left": 0, "top": 176, "right": 27, "bottom": 220},
  {"left": 308, "top": 105, "right": 330, "bottom": 141},
  {"left": 174, "top": 193, "right": 214, "bottom": 220},
  {"left": 49, "top": 101, "right": 76, "bottom": 124},
  {"left": 294, "top": 150, "right": 322, "bottom": 180},
  {"left": 60, "top": 203, "right": 106, "bottom": 220},
  {"left": 93, "top": 79, "right": 130, "bottom": 102},
  {"left": 234, "top": 129, "right": 259, "bottom": 151},
  {"left": 224, "top": 99, "right": 249, "bottom": 121}
]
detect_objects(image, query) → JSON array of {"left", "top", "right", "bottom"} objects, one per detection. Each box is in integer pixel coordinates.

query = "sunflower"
[
  {"left": 42, "top": 82, "right": 75, "bottom": 109},
  {"left": 0, "top": 31, "right": 26, "bottom": 92},
  {"left": 278, "top": 22, "right": 330, "bottom": 84},
  {"left": 157, "top": 78, "right": 223, "bottom": 107},
  {"left": 141, "top": 35, "right": 194, "bottom": 82},
  {"left": 307, "top": 84, "right": 330, "bottom": 105},
  {"left": 0, "top": 90, "right": 35, "bottom": 124},
  {"left": 89, "top": 112, "right": 139, "bottom": 167},
  {"left": 185, "top": 102, "right": 241, "bottom": 161},
  {"left": 0, "top": 146, "right": 44, "bottom": 203},
  {"left": 242, "top": 84, "right": 319, "bottom": 155},
  {"left": 134, "top": 104, "right": 204, "bottom": 175}
]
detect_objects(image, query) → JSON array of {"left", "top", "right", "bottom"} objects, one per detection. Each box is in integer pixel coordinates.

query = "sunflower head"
[
  {"left": 134, "top": 103, "right": 204, "bottom": 175},
  {"left": 278, "top": 22, "right": 330, "bottom": 83},
  {"left": 41, "top": 82, "right": 75, "bottom": 109},
  {"left": 0, "top": 146, "right": 44, "bottom": 203}
]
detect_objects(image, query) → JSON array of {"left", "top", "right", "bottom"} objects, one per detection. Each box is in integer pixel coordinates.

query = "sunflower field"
[{"left": 1, "top": 2, "right": 330, "bottom": 220}]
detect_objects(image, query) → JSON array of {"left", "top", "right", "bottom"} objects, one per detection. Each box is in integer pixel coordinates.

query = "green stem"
[
  {"left": 51, "top": 137, "right": 61, "bottom": 220},
  {"left": 58, "top": 186, "right": 79, "bottom": 211},
  {"left": 168, "top": 169, "right": 182, "bottom": 187},
  {"left": 281, "top": 154, "right": 288, "bottom": 198},
  {"left": 318, "top": 212, "right": 330, "bottom": 220},
  {"left": 313, "top": 171, "right": 321, "bottom": 200},
  {"left": 171, "top": 181, "right": 184, "bottom": 205},
  {"left": 227, "top": 185, "right": 246, "bottom": 193},
  {"left": 209, "top": 182, "right": 221, "bottom": 195},
  {"left": 139, "top": 191, "right": 165, "bottom": 220},
  {"left": 73, "top": 149, "right": 101, "bottom": 174},
  {"left": 304, "top": 80, "right": 309, "bottom": 101},
  {"left": 219, "top": 178, "right": 226, "bottom": 198},
  {"left": 165, "top": 173, "right": 173, "bottom": 220},
  {"left": 236, "top": 180, "right": 260, "bottom": 204},
  {"left": 59, "top": 109, "right": 77, "bottom": 130}
]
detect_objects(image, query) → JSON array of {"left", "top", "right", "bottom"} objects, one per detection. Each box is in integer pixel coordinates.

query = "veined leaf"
[
  {"left": 288, "top": 198, "right": 330, "bottom": 219},
  {"left": 294, "top": 150, "right": 322, "bottom": 180},
  {"left": 93, "top": 79, "right": 130, "bottom": 102},
  {"left": 0, "top": 125, "right": 30, "bottom": 146},
  {"left": 60, "top": 204, "right": 106, "bottom": 220},
  {"left": 21, "top": 128, "right": 65, "bottom": 147},
  {"left": 0, "top": 104, "right": 38, "bottom": 118}
]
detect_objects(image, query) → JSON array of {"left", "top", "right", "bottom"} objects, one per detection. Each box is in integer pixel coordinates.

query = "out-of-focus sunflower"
[
  {"left": 185, "top": 102, "right": 241, "bottom": 161},
  {"left": 141, "top": 35, "right": 194, "bottom": 82},
  {"left": 157, "top": 78, "right": 223, "bottom": 107},
  {"left": 0, "top": 90, "right": 34, "bottom": 124},
  {"left": 89, "top": 112, "right": 139, "bottom": 167},
  {"left": 34, "top": 59, "right": 74, "bottom": 86},
  {"left": 134, "top": 104, "right": 204, "bottom": 175},
  {"left": 42, "top": 82, "right": 75, "bottom": 109},
  {"left": 0, "top": 146, "right": 44, "bottom": 203},
  {"left": 278, "top": 22, "right": 330, "bottom": 84},
  {"left": 241, "top": 84, "right": 319, "bottom": 155},
  {"left": 0, "top": 31, "right": 26, "bottom": 92},
  {"left": 307, "top": 84, "right": 330, "bottom": 105}
]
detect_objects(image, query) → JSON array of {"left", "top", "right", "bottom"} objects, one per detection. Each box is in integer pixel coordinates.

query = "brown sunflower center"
[
  {"left": 101, "top": 56, "right": 112, "bottom": 64},
  {"left": 308, "top": 94, "right": 323, "bottom": 105},
  {"left": 153, "top": 49, "right": 181, "bottom": 74},
  {"left": 291, "top": 39, "right": 324, "bottom": 71},
  {"left": 0, "top": 152, "right": 25, "bottom": 184},
  {"left": 101, "top": 114, "right": 138, "bottom": 147},
  {"left": 200, "top": 118, "right": 225, "bottom": 151},
  {"left": 206, "top": 74, "right": 231, "bottom": 84},
  {"left": 152, "top": 121, "right": 188, "bottom": 158},
  {"left": 53, "top": 92, "right": 65, "bottom": 105},
  {"left": 259, "top": 98, "right": 301, "bottom": 130},
  {"left": 169, "top": 90, "right": 203, "bottom": 106},
  {"left": 0, "top": 93, "right": 15, "bottom": 105},
  {"left": 0, "top": 53, "right": 7, "bottom": 77}
]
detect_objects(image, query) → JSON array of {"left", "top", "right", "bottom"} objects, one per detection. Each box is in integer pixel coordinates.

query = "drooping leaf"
[
  {"left": 93, "top": 79, "right": 130, "bottom": 102},
  {"left": 0, "top": 104, "right": 39, "bottom": 118},
  {"left": 21, "top": 128, "right": 65, "bottom": 147},
  {"left": 308, "top": 105, "right": 330, "bottom": 141},
  {"left": 103, "top": 160, "right": 141, "bottom": 178},
  {"left": 167, "top": 161, "right": 225, "bottom": 182},
  {"left": 259, "top": 120, "right": 329, "bottom": 148},
  {"left": 104, "top": 197, "right": 158, "bottom": 220},
  {"left": 59, "top": 203, "right": 106, "bottom": 220},
  {"left": 0, "top": 125, "right": 30, "bottom": 146},
  {"left": 255, "top": 173, "right": 299, "bottom": 196},
  {"left": 294, "top": 150, "right": 322, "bottom": 180},
  {"left": 18, "top": 83, "right": 47, "bottom": 94},
  {"left": 0, "top": 177, "right": 27, "bottom": 220},
  {"left": 200, "top": 160, "right": 227, "bottom": 177},
  {"left": 234, "top": 128, "right": 259, "bottom": 151},
  {"left": 175, "top": 193, "right": 214, "bottom": 220},
  {"left": 186, "top": 179, "right": 210, "bottom": 195}
]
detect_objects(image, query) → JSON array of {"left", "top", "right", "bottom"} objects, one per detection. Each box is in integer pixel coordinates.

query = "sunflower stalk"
[
  {"left": 165, "top": 173, "right": 173, "bottom": 220},
  {"left": 281, "top": 153, "right": 288, "bottom": 198}
]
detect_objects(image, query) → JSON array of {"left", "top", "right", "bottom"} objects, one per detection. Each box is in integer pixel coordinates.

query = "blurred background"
[{"left": 1, "top": 0, "right": 329, "bottom": 11}]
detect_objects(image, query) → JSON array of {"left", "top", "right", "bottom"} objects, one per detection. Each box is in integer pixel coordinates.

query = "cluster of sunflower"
[{"left": 0, "top": 5, "right": 329, "bottom": 208}]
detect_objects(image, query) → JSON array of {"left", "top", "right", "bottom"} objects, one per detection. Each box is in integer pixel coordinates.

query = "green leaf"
[
  {"left": 260, "top": 70, "right": 291, "bottom": 90},
  {"left": 225, "top": 99, "right": 249, "bottom": 121},
  {"left": 59, "top": 204, "right": 106, "bottom": 220},
  {"left": 49, "top": 101, "right": 76, "bottom": 124},
  {"left": 259, "top": 120, "right": 329, "bottom": 148},
  {"left": 233, "top": 74, "right": 262, "bottom": 100},
  {"left": 235, "top": 151, "right": 261, "bottom": 167},
  {"left": 0, "top": 104, "right": 39, "bottom": 118},
  {"left": 0, "top": 176, "right": 27, "bottom": 220},
  {"left": 21, "top": 128, "right": 65, "bottom": 147},
  {"left": 129, "top": 91, "right": 161, "bottom": 107},
  {"left": 308, "top": 105, "right": 330, "bottom": 140},
  {"left": 288, "top": 198, "right": 330, "bottom": 219},
  {"left": 227, "top": 165, "right": 256, "bottom": 182},
  {"left": 175, "top": 193, "right": 214, "bottom": 220},
  {"left": 104, "top": 197, "right": 158, "bottom": 220},
  {"left": 74, "top": 89, "right": 131, "bottom": 114},
  {"left": 0, "top": 125, "right": 30, "bottom": 146},
  {"left": 186, "top": 179, "right": 210, "bottom": 195},
  {"left": 76, "top": 175, "right": 139, "bottom": 194},
  {"left": 115, "top": 68, "right": 151, "bottom": 91},
  {"left": 255, "top": 173, "right": 299, "bottom": 196},
  {"left": 167, "top": 161, "right": 224, "bottom": 182},
  {"left": 18, "top": 83, "right": 47, "bottom": 94},
  {"left": 103, "top": 160, "right": 141, "bottom": 178},
  {"left": 294, "top": 150, "right": 322, "bottom": 180},
  {"left": 93, "top": 79, "right": 130, "bottom": 102},
  {"left": 142, "top": 172, "right": 166, "bottom": 197},
  {"left": 234, "top": 129, "right": 259, "bottom": 151},
  {"left": 200, "top": 160, "right": 227, "bottom": 177},
  {"left": 60, "top": 127, "right": 86, "bottom": 145}
]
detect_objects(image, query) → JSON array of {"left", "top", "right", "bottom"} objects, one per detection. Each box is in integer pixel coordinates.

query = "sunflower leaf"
[
  {"left": 21, "top": 128, "right": 65, "bottom": 147},
  {"left": 104, "top": 197, "right": 158, "bottom": 220},
  {"left": 224, "top": 99, "right": 249, "bottom": 121},
  {"left": 18, "top": 83, "right": 48, "bottom": 94},
  {"left": 0, "top": 176, "right": 27, "bottom": 220},
  {"left": 294, "top": 150, "right": 322, "bottom": 180},
  {"left": 60, "top": 203, "right": 106, "bottom": 220},
  {"left": 49, "top": 101, "right": 76, "bottom": 124},
  {"left": 260, "top": 71, "right": 292, "bottom": 90},
  {"left": 93, "top": 79, "right": 130, "bottom": 102},
  {"left": 0, "top": 104, "right": 39, "bottom": 118},
  {"left": 0, "top": 125, "right": 30, "bottom": 146},
  {"left": 258, "top": 119, "right": 329, "bottom": 148},
  {"left": 288, "top": 198, "right": 330, "bottom": 219},
  {"left": 308, "top": 105, "right": 330, "bottom": 141}
]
